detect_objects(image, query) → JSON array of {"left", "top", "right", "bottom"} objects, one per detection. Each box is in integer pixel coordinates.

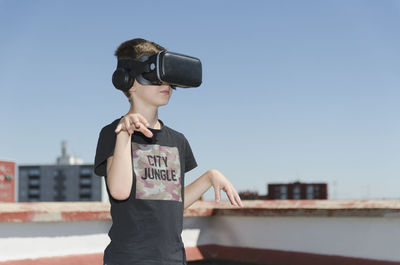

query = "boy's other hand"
[
  {"left": 115, "top": 113, "right": 153, "bottom": 138},
  {"left": 208, "top": 169, "right": 244, "bottom": 207}
]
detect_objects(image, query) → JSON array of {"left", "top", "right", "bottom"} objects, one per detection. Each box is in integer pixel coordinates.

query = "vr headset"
[{"left": 112, "top": 50, "right": 202, "bottom": 92}]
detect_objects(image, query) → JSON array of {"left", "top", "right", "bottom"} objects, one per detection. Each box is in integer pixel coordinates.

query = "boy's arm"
[
  {"left": 107, "top": 113, "right": 153, "bottom": 200},
  {"left": 184, "top": 169, "right": 244, "bottom": 209},
  {"left": 184, "top": 170, "right": 213, "bottom": 209},
  {"left": 106, "top": 131, "right": 133, "bottom": 200}
]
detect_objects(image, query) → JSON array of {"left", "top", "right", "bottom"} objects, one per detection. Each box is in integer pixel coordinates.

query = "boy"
[{"left": 94, "top": 38, "right": 243, "bottom": 265}]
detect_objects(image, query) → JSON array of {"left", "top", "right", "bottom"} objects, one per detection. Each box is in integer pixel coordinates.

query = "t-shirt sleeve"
[
  {"left": 183, "top": 134, "right": 197, "bottom": 173},
  {"left": 94, "top": 126, "right": 116, "bottom": 177}
]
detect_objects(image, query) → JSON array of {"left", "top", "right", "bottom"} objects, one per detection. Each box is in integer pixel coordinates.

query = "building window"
[
  {"left": 80, "top": 188, "right": 92, "bottom": 200},
  {"left": 79, "top": 168, "right": 92, "bottom": 200},
  {"left": 306, "top": 185, "right": 314, "bottom": 199},
  {"left": 293, "top": 185, "right": 301, "bottom": 199},
  {"left": 28, "top": 189, "right": 40, "bottom": 196},
  {"left": 80, "top": 168, "right": 92, "bottom": 176},
  {"left": 273, "top": 185, "right": 288, "bottom": 199},
  {"left": 28, "top": 179, "right": 40, "bottom": 188},
  {"left": 80, "top": 178, "right": 92, "bottom": 186},
  {"left": 280, "top": 185, "right": 287, "bottom": 199},
  {"left": 28, "top": 168, "right": 40, "bottom": 177},
  {"left": 27, "top": 168, "right": 41, "bottom": 201},
  {"left": 28, "top": 188, "right": 40, "bottom": 201},
  {"left": 314, "top": 185, "right": 321, "bottom": 198},
  {"left": 54, "top": 169, "right": 66, "bottom": 201}
]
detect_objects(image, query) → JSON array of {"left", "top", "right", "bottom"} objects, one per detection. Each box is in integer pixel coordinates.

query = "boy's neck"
[{"left": 127, "top": 104, "right": 161, "bottom": 129}]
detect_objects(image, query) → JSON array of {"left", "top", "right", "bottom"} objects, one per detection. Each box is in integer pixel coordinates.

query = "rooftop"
[{"left": 0, "top": 199, "right": 399, "bottom": 265}]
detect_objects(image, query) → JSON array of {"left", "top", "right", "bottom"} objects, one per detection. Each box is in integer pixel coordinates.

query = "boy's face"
[{"left": 129, "top": 79, "right": 173, "bottom": 107}]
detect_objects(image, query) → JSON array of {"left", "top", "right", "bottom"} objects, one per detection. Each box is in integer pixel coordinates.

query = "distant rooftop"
[{"left": 56, "top": 140, "right": 83, "bottom": 165}]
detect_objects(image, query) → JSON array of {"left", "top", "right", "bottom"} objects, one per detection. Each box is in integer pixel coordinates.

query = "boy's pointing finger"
[
  {"left": 234, "top": 192, "right": 243, "bottom": 207},
  {"left": 139, "top": 125, "right": 153, "bottom": 138},
  {"left": 227, "top": 189, "right": 237, "bottom": 206}
]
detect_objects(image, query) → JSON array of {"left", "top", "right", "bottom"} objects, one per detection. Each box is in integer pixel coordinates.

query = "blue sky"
[{"left": 1, "top": 0, "right": 399, "bottom": 200}]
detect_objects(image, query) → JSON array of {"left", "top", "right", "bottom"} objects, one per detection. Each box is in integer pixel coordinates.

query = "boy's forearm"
[
  {"left": 107, "top": 131, "right": 133, "bottom": 200},
  {"left": 184, "top": 170, "right": 212, "bottom": 209}
]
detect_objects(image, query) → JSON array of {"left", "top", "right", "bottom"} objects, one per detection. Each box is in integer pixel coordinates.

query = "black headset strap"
[{"left": 116, "top": 57, "right": 155, "bottom": 78}]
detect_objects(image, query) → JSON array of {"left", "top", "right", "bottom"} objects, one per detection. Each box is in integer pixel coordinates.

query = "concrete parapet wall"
[{"left": 0, "top": 200, "right": 399, "bottom": 265}]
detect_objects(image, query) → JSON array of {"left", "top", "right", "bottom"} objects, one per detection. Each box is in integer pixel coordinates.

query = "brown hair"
[{"left": 114, "top": 38, "right": 166, "bottom": 103}]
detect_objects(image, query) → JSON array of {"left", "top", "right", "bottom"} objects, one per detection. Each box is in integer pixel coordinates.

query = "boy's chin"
[
  {"left": 160, "top": 98, "right": 171, "bottom": 105},
  {"left": 156, "top": 101, "right": 170, "bottom": 107}
]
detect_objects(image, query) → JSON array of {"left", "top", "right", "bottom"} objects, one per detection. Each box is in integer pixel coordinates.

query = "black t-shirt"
[{"left": 94, "top": 116, "right": 197, "bottom": 265}]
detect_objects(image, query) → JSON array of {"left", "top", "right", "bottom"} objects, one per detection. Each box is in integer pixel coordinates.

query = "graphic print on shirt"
[{"left": 132, "top": 143, "right": 182, "bottom": 201}]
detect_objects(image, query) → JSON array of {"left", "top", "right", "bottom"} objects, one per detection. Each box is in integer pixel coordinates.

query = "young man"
[{"left": 94, "top": 38, "right": 243, "bottom": 265}]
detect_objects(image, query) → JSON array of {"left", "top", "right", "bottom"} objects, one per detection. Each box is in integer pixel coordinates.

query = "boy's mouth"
[{"left": 160, "top": 90, "right": 170, "bottom": 95}]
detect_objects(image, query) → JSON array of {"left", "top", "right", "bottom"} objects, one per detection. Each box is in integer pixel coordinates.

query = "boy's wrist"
[
  {"left": 206, "top": 169, "right": 216, "bottom": 184},
  {"left": 116, "top": 130, "right": 132, "bottom": 139}
]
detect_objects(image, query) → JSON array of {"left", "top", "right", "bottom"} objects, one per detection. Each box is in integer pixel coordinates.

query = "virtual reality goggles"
[{"left": 112, "top": 50, "right": 202, "bottom": 92}]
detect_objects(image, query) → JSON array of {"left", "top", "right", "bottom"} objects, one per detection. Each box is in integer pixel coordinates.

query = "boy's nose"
[{"left": 161, "top": 82, "right": 174, "bottom": 89}]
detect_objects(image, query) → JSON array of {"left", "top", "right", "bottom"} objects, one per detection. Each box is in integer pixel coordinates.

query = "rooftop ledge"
[{"left": 1, "top": 199, "right": 400, "bottom": 223}]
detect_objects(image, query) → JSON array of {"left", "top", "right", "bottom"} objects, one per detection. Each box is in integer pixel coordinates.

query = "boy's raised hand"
[
  {"left": 208, "top": 169, "right": 244, "bottom": 207},
  {"left": 115, "top": 113, "right": 153, "bottom": 138}
]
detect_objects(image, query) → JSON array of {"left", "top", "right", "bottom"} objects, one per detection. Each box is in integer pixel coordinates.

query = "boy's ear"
[{"left": 129, "top": 79, "right": 138, "bottom": 92}]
